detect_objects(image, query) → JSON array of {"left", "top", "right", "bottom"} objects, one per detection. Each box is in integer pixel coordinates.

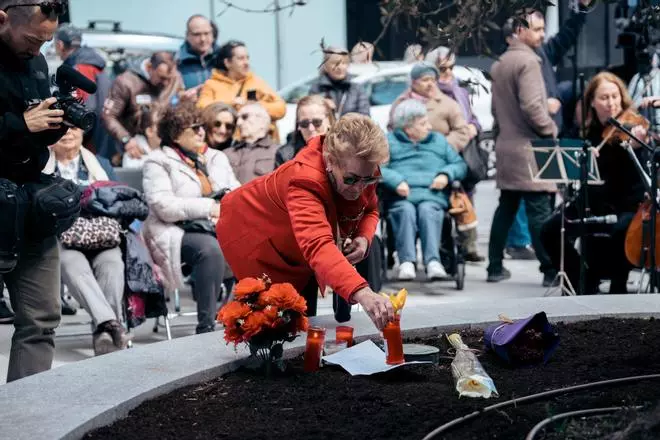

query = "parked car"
[
  {"left": 41, "top": 21, "right": 184, "bottom": 80},
  {"left": 277, "top": 62, "right": 497, "bottom": 176}
]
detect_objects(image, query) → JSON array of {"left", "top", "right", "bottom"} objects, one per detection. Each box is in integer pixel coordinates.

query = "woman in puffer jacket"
[{"left": 142, "top": 101, "right": 240, "bottom": 334}]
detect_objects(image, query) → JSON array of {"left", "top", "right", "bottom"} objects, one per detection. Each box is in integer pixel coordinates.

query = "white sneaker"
[
  {"left": 426, "top": 260, "right": 447, "bottom": 280},
  {"left": 397, "top": 262, "right": 416, "bottom": 281}
]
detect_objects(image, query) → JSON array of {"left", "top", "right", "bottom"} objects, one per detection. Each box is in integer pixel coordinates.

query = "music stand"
[{"left": 528, "top": 139, "right": 603, "bottom": 296}]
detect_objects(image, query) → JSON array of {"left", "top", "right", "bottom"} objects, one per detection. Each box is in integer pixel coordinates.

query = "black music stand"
[{"left": 528, "top": 139, "right": 603, "bottom": 296}]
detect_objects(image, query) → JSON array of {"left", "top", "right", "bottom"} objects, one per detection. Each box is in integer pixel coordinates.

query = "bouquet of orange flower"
[{"left": 217, "top": 274, "right": 309, "bottom": 372}]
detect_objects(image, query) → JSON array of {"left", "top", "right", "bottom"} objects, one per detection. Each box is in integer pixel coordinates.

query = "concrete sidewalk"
[{"left": 0, "top": 180, "right": 634, "bottom": 384}]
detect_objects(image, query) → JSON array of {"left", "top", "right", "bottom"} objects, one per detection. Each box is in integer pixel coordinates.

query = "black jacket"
[
  {"left": 274, "top": 131, "right": 307, "bottom": 168},
  {"left": 309, "top": 74, "right": 370, "bottom": 117},
  {"left": 537, "top": 5, "right": 587, "bottom": 133},
  {"left": 0, "top": 40, "right": 67, "bottom": 183}
]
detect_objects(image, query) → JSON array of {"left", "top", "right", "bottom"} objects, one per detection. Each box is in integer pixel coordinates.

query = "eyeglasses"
[
  {"left": 438, "top": 64, "right": 455, "bottom": 73},
  {"left": 298, "top": 118, "right": 325, "bottom": 129},
  {"left": 3, "top": 1, "right": 68, "bottom": 17},
  {"left": 213, "top": 121, "right": 235, "bottom": 131},
  {"left": 342, "top": 170, "right": 380, "bottom": 186},
  {"left": 187, "top": 123, "right": 204, "bottom": 134}
]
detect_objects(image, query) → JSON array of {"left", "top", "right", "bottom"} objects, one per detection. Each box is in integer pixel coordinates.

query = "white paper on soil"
[{"left": 322, "top": 340, "right": 431, "bottom": 376}]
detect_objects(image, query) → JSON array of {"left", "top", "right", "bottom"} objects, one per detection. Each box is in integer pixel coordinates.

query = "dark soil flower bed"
[{"left": 84, "top": 318, "right": 660, "bottom": 440}]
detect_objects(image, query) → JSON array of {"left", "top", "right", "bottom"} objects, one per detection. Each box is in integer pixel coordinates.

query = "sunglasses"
[
  {"left": 213, "top": 121, "right": 235, "bottom": 131},
  {"left": 298, "top": 118, "right": 325, "bottom": 129},
  {"left": 3, "top": 1, "right": 68, "bottom": 17},
  {"left": 342, "top": 170, "right": 380, "bottom": 186},
  {"left": 438, "top": 64, "right": 455, "bottom": 73},
  {"left": 187, "top": 123, "right": 204, "bottom": 134}
]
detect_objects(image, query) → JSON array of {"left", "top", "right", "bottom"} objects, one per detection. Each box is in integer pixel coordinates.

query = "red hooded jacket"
[{"left": 217, "top": 136, "right": 379, "bottom": 301}]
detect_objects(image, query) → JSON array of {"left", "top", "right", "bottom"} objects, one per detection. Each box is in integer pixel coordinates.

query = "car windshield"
[{"left": 368, "top": 74, "right": 409, "bottom": 106}]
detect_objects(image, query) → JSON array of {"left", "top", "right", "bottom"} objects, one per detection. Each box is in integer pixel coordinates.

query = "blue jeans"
[
  {"left": 506, "top": 200, "right": 531, "bottom": 248},
  {"left": 387, "top": 200, "right": 444, "bottom": 266}
]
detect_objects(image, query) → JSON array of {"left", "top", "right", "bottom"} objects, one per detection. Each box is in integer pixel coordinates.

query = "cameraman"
[{"left": 0, "top": 0, "right": 69, "bottom": 382}]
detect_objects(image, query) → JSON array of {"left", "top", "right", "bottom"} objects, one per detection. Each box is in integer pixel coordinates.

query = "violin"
[{"left": 601, "top": 108, "right": 650, "bottom": 146}]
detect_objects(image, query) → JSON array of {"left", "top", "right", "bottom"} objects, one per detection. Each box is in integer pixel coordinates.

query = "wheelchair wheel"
[{"left": 455, "top": 262, "right": 466, "bottom": 290}]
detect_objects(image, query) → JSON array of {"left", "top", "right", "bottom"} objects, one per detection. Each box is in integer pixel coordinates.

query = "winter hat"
[{"left": 410, "top": 62, "right": 439, "bottom": 81}]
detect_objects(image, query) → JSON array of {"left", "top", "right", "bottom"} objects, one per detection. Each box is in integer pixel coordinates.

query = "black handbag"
[
  {"left": 24, "top": 173, "right": 81, "bottom": 241},
  {"left": 461, "top": 139, "right": 489, "bottom": 191}
]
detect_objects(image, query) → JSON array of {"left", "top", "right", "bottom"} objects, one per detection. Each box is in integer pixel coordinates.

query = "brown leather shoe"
[
  {"left": 102, "top": 320, "right": 132, "bottom": 350},
  {"left": 93, "top": 330, "right": 117, "bottom": 356}
]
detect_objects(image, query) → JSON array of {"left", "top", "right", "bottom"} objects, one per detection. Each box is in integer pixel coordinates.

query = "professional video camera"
[
  {"left": 615, "top": 0, "right": 660, "bottom": 79},
  {"left": 51, "top": 64, "right": 98, "bottom": 132}
]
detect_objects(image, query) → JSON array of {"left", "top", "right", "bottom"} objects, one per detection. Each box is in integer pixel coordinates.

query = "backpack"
[{"left": 85, "top": 70, "right": 120, "bottom": 161}]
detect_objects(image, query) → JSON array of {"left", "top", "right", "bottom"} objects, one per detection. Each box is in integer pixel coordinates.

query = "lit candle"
[
  {"left": 303, "top": 327, "right": 326, "bottom": 372},
  {"left": 335, "top": 325, "right": 354, "bottom": 347},
  {"left": 383, "top": 316, "right": 404, "bottom": 365}
]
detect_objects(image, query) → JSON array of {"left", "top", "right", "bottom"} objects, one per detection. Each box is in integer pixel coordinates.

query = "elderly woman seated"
[
  {"left": 382, "top": 99, "right": 467, "bottom": 281},
  {"left": 142, "top": 101, "right": 240, "bottom": 334},
  {"left": 44, "top": 127, "right": 130, "bottom": 356},
  {"left": 223, "top": 103, "right": 278, "bottom": 184}
]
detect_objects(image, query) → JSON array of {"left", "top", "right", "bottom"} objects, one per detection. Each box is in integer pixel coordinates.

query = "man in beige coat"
[{"left": 487, "top": 20, "right": 558, "bottom": 286}]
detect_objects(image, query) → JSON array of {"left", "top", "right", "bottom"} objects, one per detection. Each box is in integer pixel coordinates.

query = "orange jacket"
[
  {"left": 197, "top": 69, "right": 286, "bottom": 121},
  {"left": 216, "top": 136, "right": 379, "bottom": 301}
]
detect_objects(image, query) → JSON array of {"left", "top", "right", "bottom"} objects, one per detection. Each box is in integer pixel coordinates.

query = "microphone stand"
[
  {"left": 578, "top": 74, "right": 591, "bottom": 296},
  {"left": 607, "top": 116, "right": 659, "bottom": 292},
  {"left": 645, "top": 69, "right": 658, "bottom": 293}
]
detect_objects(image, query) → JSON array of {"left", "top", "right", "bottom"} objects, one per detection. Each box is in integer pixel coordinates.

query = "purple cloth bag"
[{"left": 484, "top": 312, "right": 560, "bottom": 365}]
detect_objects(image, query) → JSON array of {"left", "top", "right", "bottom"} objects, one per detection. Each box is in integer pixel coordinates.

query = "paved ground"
[{"left": 0, "top": 180, "right": 632, "bottom": 384}]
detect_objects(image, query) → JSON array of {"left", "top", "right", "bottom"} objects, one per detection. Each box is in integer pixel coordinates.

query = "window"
[{"left": 366, "top": 74, "right": 409, "bottom": 106}]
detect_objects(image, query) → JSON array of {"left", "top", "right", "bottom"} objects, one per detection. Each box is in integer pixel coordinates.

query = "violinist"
[{"left": 540, "top": 72, "right": 649, "bottom": 294}]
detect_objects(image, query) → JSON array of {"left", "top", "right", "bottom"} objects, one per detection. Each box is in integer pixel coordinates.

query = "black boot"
[{"left": 333, "top": 291, "right": 351, "bottom": 323}]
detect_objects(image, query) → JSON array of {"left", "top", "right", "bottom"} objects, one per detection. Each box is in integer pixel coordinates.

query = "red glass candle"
[
  {"left": 335, "top": 325, "right": 354, "bottom": 347},
  {"left": 303, "top": 327, "right": 326, "bottom": 372},
  {"left": 383, "top": 316, "right": 404, "bottom": 365}
]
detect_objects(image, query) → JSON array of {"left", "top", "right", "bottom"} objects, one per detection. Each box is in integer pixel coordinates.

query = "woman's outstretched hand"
[{"left": 351, "top": 287, "right": 395, "bottom": 330}]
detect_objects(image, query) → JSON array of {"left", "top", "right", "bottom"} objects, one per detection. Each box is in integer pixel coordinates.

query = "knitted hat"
[{"left": 410, "top": 62, "right": 439, "bottom": 81}]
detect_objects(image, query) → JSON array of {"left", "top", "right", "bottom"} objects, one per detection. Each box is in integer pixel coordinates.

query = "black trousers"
[
  {"left": 180, "top": 233, "right": 225, "bottom": 332},
  {"left": 302, "top": 237, "right": 383, "bottom": 318},
  {"left": 488, "top": 190, "right": 554, "bottom": 275},
  {"left": 541, "top": 206, "right": 635, "bottom": 294}
]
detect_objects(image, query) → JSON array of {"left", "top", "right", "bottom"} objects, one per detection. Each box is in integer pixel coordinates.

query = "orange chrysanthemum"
[
  {"left": 263, "top": 305, "right": 279, "bottom": 324},
  {"left": 234, "top": 277, "right": 268, "bottom": 301},
  {"left": 260, "top": 283, "right": 307, "bottom": 314},
  {"left": 241, "top": 311, "right": 270, "bottom": 339},
  {"left": 218, "top": 301, "right": 252, "bottom": 325}
]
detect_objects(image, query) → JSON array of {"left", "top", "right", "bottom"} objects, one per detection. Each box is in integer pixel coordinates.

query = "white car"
[
  {"left": 41, "top": 21, "right": 184, "bottom": 79},
  {"left": 277, "top": 62, "right": 496, "bottom": 174}
]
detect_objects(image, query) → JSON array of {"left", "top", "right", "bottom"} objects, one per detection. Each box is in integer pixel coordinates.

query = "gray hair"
[
  {"left": 239, "top": 103, "right": 271, "bottom": 137},
  {"left": 391, "top": 99, "right": 428, "bottom": 130},
  {"left": 403, "top": 44, "right": 423, "bottom": 63},
  {"left": 425, "top": 46, "right": 454, "bottom": 66}
]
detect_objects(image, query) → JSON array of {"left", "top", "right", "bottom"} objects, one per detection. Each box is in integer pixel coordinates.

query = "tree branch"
[{"left": 217, "top": 0, "right": 307, "bottom": 16}]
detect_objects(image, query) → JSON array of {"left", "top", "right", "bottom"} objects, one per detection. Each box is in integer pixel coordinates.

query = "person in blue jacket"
[{"left": 382, "top": 99, "right": 467, "bottom": 281}]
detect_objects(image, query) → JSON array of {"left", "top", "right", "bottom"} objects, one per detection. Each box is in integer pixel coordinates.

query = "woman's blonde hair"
[
  {"left": 584, "top": 71, "right": 633, "bottom": 128},
  {"left": 295, "top": 94, "right": 336, "bottom": 126},
  {"left": 323, "top": 113, "right": 389, "bottom": 165}
]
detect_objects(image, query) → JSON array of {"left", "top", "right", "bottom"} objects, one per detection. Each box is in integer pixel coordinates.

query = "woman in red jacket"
[{"left": 217, "top": 114, "right": 394, "bottom": 329}]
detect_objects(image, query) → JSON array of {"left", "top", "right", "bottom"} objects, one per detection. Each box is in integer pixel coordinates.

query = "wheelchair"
[{"left": 380, "top": 188, "right": 466, "bottom": 291}]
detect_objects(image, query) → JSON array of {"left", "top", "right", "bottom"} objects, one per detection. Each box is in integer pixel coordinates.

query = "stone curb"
[{"left": 0, "top": 294, "right": 657, "bottom": 440}]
